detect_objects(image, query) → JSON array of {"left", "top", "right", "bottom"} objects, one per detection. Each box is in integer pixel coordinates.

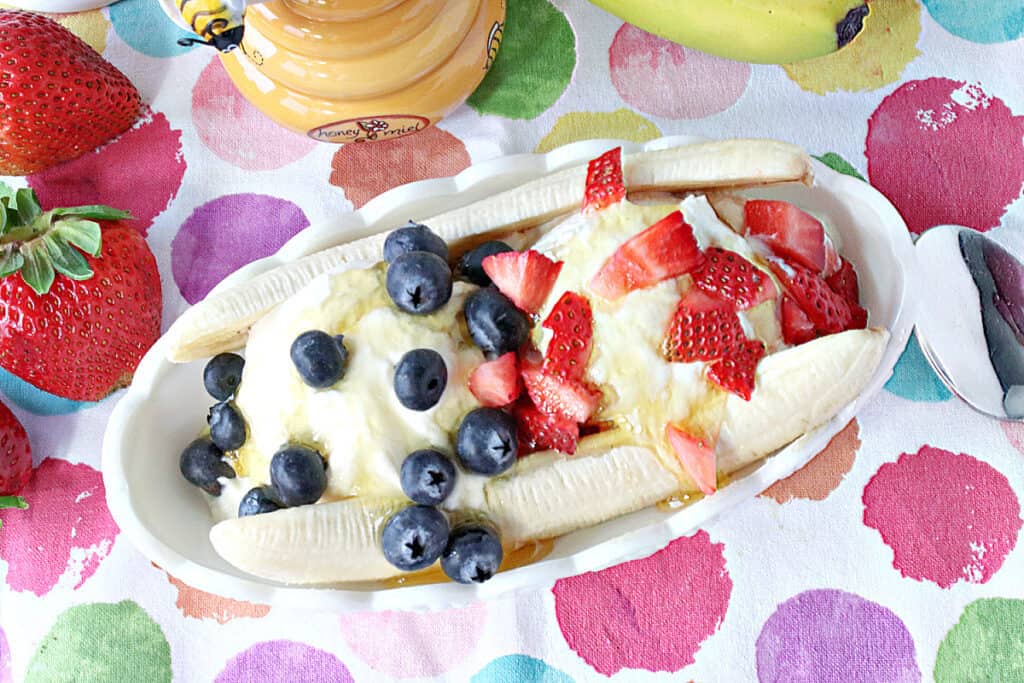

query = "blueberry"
[
  {"left": 203, "top": 352, "right": 245, "bottom": 401},
  {"left": 455, "top": 407, "right": 518, "bottom": 475},
  {"left": 270, "top": 445, "right": 328, "bottom": 506},
  {"left": 386, "top": 251, "right": 453, "bottom": 315},
  {"left": 394, "top": 348, "right": 448, "bottom": 411},
  {"left": 238, "top": 486, "right": 282, "bottom": 517},
  {"left": 441, "top": 524, "right": 503, "bottom": 584},
  {"left": 383, "top": 222, "right": 449, "bottom": 263},
  {"left": 207, "top": 402, "right": 246, "bottom": 451},
  {"left": 180, "top": 437, "right": 235, "bottom": 496},
  {"left": 381, "top": 505, "right": 450, "bottom": 572},
  {"left": 456, "top": 241, "right": 514, "bottom": 286},
  {"left": 464, "top": 288, "right": 530, "bottom": 357},
  {"left": 290, "top": 331, "right": 348, "bottom": 389},
  {"left": 400, "top": 449, "right": 457, "bottom": 505}
]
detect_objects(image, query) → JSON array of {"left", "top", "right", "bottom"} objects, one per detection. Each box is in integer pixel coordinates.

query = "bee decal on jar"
[
  {"left": 175, "top": 0, "right": 246, "bottom": 53},
  {"left": 485, "top": 21, "right": 503, "bottom": 70}
]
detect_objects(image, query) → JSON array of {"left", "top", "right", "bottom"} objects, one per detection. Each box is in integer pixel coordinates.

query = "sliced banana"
[
  {"left": 166, "top": 139, "right": 813, "bottom": 362},
  {"left": 209, "top": 328, "right": 887, "bottom": 585}
]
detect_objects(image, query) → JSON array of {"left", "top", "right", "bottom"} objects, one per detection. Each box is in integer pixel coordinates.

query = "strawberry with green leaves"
[{"left": 0, "top": 183, "right": 161, "bottom": 401}]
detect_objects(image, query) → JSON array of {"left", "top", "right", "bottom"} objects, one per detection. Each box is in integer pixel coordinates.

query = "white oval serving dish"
[{"left": 102, "top": 135, "right": 916, "bottom": 611}]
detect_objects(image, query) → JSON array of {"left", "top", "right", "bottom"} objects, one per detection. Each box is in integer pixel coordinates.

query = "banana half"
[
  {"left": 165, "top": 139, "right": 812, "bottom": 362},
  {"left": 211, "top": 329, "right": 887, "bottom": 585}
]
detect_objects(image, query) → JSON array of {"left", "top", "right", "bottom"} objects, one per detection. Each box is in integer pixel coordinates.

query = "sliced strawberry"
[
  {"left": 692, "top": 247, "right": 777, "bottom": 310},
  {"left": 780, "top": 295, "right": 817, "bottom": 345},
  {"left": 512, "top": 399, "right": 579, "bottom": 455},
  {"left": 707, "top": 339, "right": 765, "bottom": 401},
  {"left": 542, "top": 291, "right": 593, "bottom": 381},
  {"left": 745, "top": 199, "right": 827, "bottom": 273},
  {"left": 589, "top": 210, "right": 705, "bottom": 300},
  {"left": 582, "top": 147, "right": 626, "bottom": 213},
  {"left": 482, "top": 250, "right": 563, "bottom": 315},
  {"left": 665, "top": 424, "right": 717, "bottom": 495},
  {"left": 521, "top": 362, "right": 601, "bottom": 423},
  {"left": 468, "top": 352, "right": 521, "bottom": 407},
  {"left": 769, "top": 261, "right": 852, "bottom": 334},
  {"left": 849, "top": 304, "right": 869, "bottom": 329},
  {"left": 825, "top": 258, "right": 860, "bottom": 305},
  {"left": 663, "top": 288, "right": 747, "bottom": 363}
]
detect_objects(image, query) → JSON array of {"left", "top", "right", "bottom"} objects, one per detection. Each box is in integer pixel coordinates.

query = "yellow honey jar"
[{"left": 166, "top": 0, "right": 505, "bottom": 143}]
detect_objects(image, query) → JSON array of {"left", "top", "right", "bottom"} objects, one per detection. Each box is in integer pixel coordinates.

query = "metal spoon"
[{"left": 915, "top": 225, "right": 1024, "bottom": 421}]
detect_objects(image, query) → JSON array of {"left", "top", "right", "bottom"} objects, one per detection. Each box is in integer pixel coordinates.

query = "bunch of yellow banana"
[{"left": 590, "top": 0, "right": 870, "bottom": 64}]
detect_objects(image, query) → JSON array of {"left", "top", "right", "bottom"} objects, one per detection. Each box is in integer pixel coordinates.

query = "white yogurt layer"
[{"left": 223, "top": 193, "right": 786, "bottom": 515}]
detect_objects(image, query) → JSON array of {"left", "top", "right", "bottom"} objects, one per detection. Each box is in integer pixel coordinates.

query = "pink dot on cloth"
[
  {"left": 171, "top": 193, "right": 309, "bottom": 304},
  {"left": 28, "top": 109, "right": 186, "bottom": 236},
  {"left": 338, "top": 602, "right": 487, "bottom": 678},
  {"left": 866, "top": 78, "right": 1024, "bottom": 234},
  {"left": 0, "top": 458, "right": 119, "bottom": 596},
  {"left": 756, "top": 589, "right": 921, "bottom": 683},
  {"left": 1002, "top": 421, "right": 1024, "bottom": 455},
  {"left": 863, "top": 445, "right": 1022, "bottom": 588},
  {"left": 192, "top": 57, "right": 316, "bottom": 171},
  {"left": 215, "top": 640, "right": 352, "bottom": 683},
  {"left": 608, "top": 23, "right": 750, "bottom": 120},
  {"left": 329, "top": 126, "right": 471, "bottom": 209},
  {"left": 552, "top": 529, "right": 732, "bottom": 676}
]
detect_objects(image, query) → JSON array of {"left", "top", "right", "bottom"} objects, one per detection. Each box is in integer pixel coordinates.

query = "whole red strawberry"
[
  {"left": 0, "top": 398, "right": 31, "bottom": 496},
  {"left": 0, "top": 10, "right": 142, "bottom": 176},
  {"left": 0, "top": 184, "right": 161, "bottom": 401}
]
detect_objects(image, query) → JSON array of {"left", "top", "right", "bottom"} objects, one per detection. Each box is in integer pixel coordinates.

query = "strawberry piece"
[
  {"left": 541, "top": 292, "right": 593, "bottom": 380},
  {"left": 665, "top": 424, "right": 717, "bottom": 495},
  {"left": 0, "top": 399, "right": 31, "bottom": 495},
  {"left": 482, "top": 250, "right": 563, "bottom": 315},
  {"left": 582, "top": 147, "right": 626, "bottom": 213},
  {"left": 663, "top": 288, "right": 747, "bottom": 363},
  {"left": 589, "top": 211, "right": 705, "bottom": 300},
  {"left": 0, "top": 10, "right": 142, "bottom": 175},
  {"left": 707, "top": 339, "right": 765, "bottom": 401},
  {"left": 512, "top": 399, "right": 579, "bottom": 455},
  {"left": 780, "top": 295, "right": 817, "bottom": 345},
  {"left": 692, "top": 247, "right": 777, "bottom": 310},
  {"left": 849, "top": 305, "right": 869, "bottom": 329},
  {"left": 468, "top": 352, "right": 521, "bottom": 407},
  {"left": 825, "top": 258, "right": 860, "bottom": 305},
  {"left": 769, "top": 261, "right": 852, "bottom": 335},
  {"left": 521, "top": 362, "right": 601, "bottom": 424},
  {"left": 745, "top": 200, "right": 827, "bottom": 273}
]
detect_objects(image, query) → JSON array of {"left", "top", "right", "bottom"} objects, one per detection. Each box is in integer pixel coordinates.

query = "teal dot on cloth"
[
  {"left": 813, "top": 152, "right": 866, "bottom": 182},
  {"left": 922, "top": 0, "right": 1024, "bottom": 43},
  {"left": 110, "top": 0, "right": 198, "bottom": 58},
  {"left": 0, "top": 368, "right": 93, "bottom": 416},
  {"left": 472, "top": 655, "right": 574, "bottom": 683},
  {"left": 25, "top": 601, "right": 171, "bottom": 683},
  {"left": 467, "top": 0, "right": 576, "bottom": 119},
  {"left": 935, "top": 598, "right": 1024, "bottom": 681},
  {"left": 885, "top": 331, "right": 952, "bottom": 402}
]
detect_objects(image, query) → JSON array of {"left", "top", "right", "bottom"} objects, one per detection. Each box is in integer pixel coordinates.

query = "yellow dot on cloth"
[
  {"left": 783, "top": 0, "right": 921, "bottom": 95},
  {"left": 536, "top": 109, "right": 661, "bottom": 153}
]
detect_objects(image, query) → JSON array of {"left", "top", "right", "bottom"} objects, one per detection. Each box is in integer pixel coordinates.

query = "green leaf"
[
  {"left": 15, "top": 188, "right": 41, "bottom": 223},
  {"left": 0, "top": 203, "right": 7, "bottom": 235},
  {"left": 0, "top": 248, "right": 25, "bottom": 279},
  {"left": 0, "top": 182, "right": 16, "bottom": 205},
  {"left": 813, "top": 153, "right": 867, "bottom": 182},
  {"left": 0, "top": 495, "right": 28, "bottom": 510},
  {"left": 52, "top": 205, "right": 133, "bottom": 221},
  {"left": 43, "top": 234, "right": 93, "bottom": 281},
  {"left": 53, "top": 219, "right": 102, "bottom": 257},
  {"left": 20, "top": 241, "right": 55, "bottom": 295}
]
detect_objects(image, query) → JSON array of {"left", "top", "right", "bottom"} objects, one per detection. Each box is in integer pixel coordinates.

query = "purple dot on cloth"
[
  {"left": 215, "top": 640, "right": 353, "bottom": 683},
  {"left": 756, "top": 589, "right": 921, "bottom": 683},
  {"left": 172, "top": 194, "right": 310, "bottom": 304}
]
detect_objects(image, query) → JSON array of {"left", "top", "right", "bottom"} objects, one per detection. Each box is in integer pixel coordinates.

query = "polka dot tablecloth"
[{"left": 2, "top": 1, "right": 1024, "bottom": 681}]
